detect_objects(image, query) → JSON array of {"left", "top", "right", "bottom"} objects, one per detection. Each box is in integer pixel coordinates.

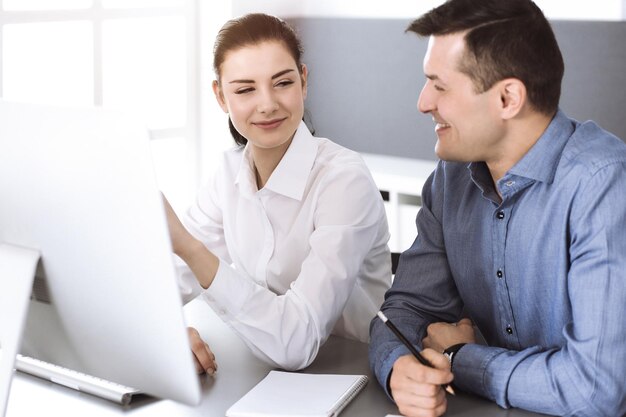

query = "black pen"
[{"left": 377, "top": 311, "right": 455, "bottom": 396}]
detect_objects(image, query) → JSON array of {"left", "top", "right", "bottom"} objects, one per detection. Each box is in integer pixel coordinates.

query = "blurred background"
[{"left": 1, "top": 0, "right": 624, "bottom": 250}]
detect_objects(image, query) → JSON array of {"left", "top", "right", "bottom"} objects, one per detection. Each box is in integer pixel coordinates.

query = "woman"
[{"left": 165, "top": 13, "right": 391, "bottom": 374}]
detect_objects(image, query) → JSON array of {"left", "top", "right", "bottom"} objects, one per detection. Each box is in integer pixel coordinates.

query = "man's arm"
[{"left": 369, "top": 165, "right": 464, "bottom": 408}]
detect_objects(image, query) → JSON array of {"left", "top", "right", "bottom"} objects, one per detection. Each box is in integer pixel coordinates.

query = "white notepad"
[{"left": 226, "top": 371, "right": 368, "bottom": 417}]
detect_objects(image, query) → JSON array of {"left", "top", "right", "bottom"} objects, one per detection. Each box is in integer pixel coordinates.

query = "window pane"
[
  {"left": 102, "top": 17, "right": 186, "bottom": 130},
  {"left": 3, "top": 0, "right": 92, "bottom": 10},
  {"left": 2, "top": 22, "right": 93, "bottom": 106},
  {"left": 150, "top": 137, "right": 193, "bottom": 213},
  {"left": 102, "top": 0, "right": 183, "bottom": 8}
]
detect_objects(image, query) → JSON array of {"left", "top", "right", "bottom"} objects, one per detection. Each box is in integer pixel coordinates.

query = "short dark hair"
[
  {"left": 407, "top": 0, "right": 564, "bottom": 115},
  {"left": 213, "top": 13, "right": 305, "bottom": 146}
]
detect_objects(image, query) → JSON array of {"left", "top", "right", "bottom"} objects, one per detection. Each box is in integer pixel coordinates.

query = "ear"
[
  {"left": 498, "top": 78, "right": 526, "bottom": 120},
  {"left": 300, "top": 64, "right": 308, "bottom": 100},
  {"left": 212, "top": 80, "right": 229, "bottom": 113}
]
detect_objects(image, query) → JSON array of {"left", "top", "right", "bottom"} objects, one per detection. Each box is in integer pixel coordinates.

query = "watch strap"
[{"left": 443, "top": 343, "right": 466, "bottom": 369}]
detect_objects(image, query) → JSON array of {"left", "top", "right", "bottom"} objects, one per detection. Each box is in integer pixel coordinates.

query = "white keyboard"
[{"left": 15, "top": 354, "right": 141, "bottom": 405}]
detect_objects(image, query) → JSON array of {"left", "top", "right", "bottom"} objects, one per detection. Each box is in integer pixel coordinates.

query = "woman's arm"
[{"left": 162, "top": 194, "right": 219, "bottom": 289}]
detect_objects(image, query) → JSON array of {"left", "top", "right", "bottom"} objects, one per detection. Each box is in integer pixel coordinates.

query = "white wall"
[
  {"left": 232, "top": 0, "right": 443, "bottom": 19},
  {"left": 537, "top": 0, "right": 622, "bottom": 20},
  {"left": 232, "top": 0, "right": 625, "bottom": 21}
]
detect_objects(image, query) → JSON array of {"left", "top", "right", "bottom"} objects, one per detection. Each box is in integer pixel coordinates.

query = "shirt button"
[
  {"left": 506, "top": 326, "right": 513, "bottom": 335},
  {"left": 496, "top": 211, "right": 505, "bottom": 219},
  {"left": 496, "top": 269, "right": 503, "bottom": 278},
  {"left": 505, "top": 180, "right": 515, "bottom": 187}
]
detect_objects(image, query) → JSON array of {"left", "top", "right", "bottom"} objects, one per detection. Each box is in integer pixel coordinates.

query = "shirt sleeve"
[
  {"left": 369, "top": 163, "right": 464, "bottom": 398},
  {"left": 175, "top": 168, "right": 232, "bottom": 305},
  {"left": 453, "top": 161, "right": 626, "bottom": 417},
  {"left": 196, "top": 160, "right": 389, "bottom": 371}
]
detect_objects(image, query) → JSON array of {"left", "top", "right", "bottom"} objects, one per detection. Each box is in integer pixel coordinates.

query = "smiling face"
[
  {"left": 213, "top": 40, "right": 307, "bottom": 154},
  {"left": 417, "top": 33, "right": 506, "bottom": 163}
]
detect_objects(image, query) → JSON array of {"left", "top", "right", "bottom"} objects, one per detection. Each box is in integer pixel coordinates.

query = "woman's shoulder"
[
  {"left": 313, "top": 136, "right": 368, "bottom": 171},
  {"left": 309, "top": 136, "right": 380, "bottom": 195},
  {"left": 215, "top": 145, "right": 246, "bottom": 174},
  {"left": 308, "top": 136, "right": 383, "bottom": 211}
]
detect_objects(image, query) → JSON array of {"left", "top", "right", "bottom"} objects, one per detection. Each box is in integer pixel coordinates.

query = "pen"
[{"left": 377, "top": 311, "right": 455, "bottom": 396}]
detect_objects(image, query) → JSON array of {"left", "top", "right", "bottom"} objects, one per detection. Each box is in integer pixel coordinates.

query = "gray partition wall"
[{"left": 291, "top": 18, "right": 626, "bottom": 160}]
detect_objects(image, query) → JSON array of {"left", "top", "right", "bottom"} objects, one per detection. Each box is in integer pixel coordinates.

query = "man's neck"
[{"left": 486, "top": 111, "right": 554, "bottom": 185}]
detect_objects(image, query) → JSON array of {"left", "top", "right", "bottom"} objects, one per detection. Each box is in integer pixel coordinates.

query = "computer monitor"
[
  {"left": 0, "top": 100, "right": 201, "bottom": 405},
  {"left": 0, "top": 244, "right": 38, "bottom": 416}
]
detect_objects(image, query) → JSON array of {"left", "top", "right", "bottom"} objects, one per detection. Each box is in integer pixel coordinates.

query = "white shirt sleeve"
[{"left": 175, "top": 168, "right": 232, "bottom": 305}]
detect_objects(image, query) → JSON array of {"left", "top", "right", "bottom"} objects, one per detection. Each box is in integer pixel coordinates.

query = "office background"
[
  {"left": 293, "top": 18, "right": 626, "bottom": 160},
  {"left": 1, "top": 0, "right": 625, "bottom": 212}
]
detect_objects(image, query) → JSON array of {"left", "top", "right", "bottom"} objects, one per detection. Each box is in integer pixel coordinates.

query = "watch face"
[{"left": 443, "top": 343, "right": 465, "bottom": 368}]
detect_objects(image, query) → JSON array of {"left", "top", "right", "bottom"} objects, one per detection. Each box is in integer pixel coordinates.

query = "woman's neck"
[{"left": 251, "top": 137, "right": 293, "bottom": 189}]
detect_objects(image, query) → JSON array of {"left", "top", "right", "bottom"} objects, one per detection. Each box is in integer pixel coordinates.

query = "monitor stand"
[{"left": 0, "top": 243, "right": 39, "bottom": 417}]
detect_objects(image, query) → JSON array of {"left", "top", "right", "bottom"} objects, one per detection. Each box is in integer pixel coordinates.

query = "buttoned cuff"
[
  {"left": 452, "top": 343, "right": 509, "bottom": 406},
  {"left": 174, "top": 255, "right": 205, "bottom": 304},
  {"left": 200, "top": 260, "right": 251, "bottom": 320}
]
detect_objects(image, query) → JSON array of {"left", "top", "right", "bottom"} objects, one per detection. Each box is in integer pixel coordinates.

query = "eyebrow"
[
  {"left": 228, "top": 69, "right": 295, "bottom": 84},
  {"left": 425, "top": 74, "right": 440, "bottom": 81}
]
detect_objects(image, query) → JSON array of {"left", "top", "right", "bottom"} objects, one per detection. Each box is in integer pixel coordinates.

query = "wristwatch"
[{"left": 442, "top": 343, "right": 466, "bottom": 369}]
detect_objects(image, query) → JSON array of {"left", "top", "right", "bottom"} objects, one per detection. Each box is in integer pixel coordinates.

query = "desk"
[{"left": 6, "top": 300, "right": 549, "bottom": 417}]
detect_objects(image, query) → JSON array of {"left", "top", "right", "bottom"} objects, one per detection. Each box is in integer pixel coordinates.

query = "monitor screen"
[{"left": 0, "top": 100, "right": 200, "bottom": 405}]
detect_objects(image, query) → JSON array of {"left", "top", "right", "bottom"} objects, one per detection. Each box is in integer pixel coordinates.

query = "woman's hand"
[{"left": 187, "top": 327, "right": 217, "bottom": 375}]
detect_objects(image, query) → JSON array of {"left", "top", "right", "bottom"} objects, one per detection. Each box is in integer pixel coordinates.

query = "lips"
[{"left": 253, "top": 118, "right": 286, "bottom": 130}]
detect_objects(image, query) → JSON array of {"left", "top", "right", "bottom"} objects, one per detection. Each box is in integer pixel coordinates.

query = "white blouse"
[{"left": 176, "top": 122, "right": 391, "bottom": 370}]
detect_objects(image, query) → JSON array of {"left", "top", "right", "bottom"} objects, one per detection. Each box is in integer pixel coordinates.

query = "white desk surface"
[{"left": 6, "top": 299, "right": 549, "bottom": 417}]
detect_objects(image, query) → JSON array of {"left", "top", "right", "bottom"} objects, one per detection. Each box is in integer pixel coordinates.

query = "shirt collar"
[
  {"left": 468, "top": 109, "right": 575, "bottom": 185},
  {"left": 506, "top": 109, "right": 575, "bottom": 184},
  {"left": 235, "top": 121, "right": 318, "bottom": 201}
]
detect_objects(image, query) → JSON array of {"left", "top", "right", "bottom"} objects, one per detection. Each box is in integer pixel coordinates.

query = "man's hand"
[
  {"left": 187, "top": 327, "right": 217, "bottom": 375},
  {"left": 390, "top": 350, "right": 453, "bottom": 417},
  {"left": 422, "top": 318, "right": 475, "bottom": 353}
]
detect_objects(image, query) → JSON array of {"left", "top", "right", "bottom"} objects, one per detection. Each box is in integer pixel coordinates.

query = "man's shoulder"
[
  {"left": 562, "top": 120, "right": 626, "bottom": 175},
  {"left": 433, "top": 160, "right": 473, "bottom": 184}
]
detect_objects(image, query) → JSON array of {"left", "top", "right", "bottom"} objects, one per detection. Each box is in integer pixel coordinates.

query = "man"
[{"left": 369, "top": 0, "right": 626, "bottom": 416}]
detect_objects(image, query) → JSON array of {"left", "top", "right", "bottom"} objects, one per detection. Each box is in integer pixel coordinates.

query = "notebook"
[{"left": 226, "top": 371, "right": 368, "bottom": 417}]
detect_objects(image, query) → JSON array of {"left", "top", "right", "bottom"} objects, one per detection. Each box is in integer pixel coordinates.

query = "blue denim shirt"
[{"left": 369, "top": 110, "right": 626, "bottom": 416}]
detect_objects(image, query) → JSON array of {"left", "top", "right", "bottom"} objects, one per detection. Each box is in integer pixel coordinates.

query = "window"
[{"left": 0, "top": 0, "right": 199, "bottom": 212}]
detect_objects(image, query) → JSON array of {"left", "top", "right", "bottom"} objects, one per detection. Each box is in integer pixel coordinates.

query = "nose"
[
  {"left": 257, "top": 88, "right": 279, "bottom": 114},
  {"left": 417, "top": 83, "right": 434, "bottom": 114}
]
